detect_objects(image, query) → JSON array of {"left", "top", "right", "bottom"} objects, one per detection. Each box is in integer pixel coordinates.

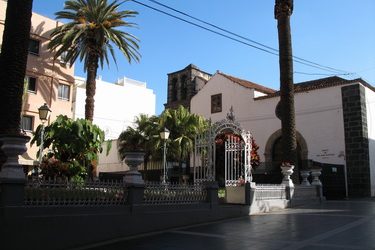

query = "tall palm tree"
[
  {"left": 274, "top": 0, "right": 297, "bottom": 166},
  {"left": 48, "top": 0, "right": 140, "bottom": 121},
  {"left": 160, "top": 106, "right": 207, "bottom": 176},
  {"left": 0, "top": 0, "right": 33, "bottom": 135}
]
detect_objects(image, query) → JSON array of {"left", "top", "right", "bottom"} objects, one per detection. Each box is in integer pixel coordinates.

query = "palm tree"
[
  {"left": 118, "top": 114, "right": 160, "bottom": 180},
  {"left": 160, "top": 106, "right": 207, "bottom": 176},
  {"left": 48, "top": 0, "right": 140, "bottom": 121},
  {"left": 274, "top": 0, "right": 297, "bottom": 166},
  {"left": 133, "top": 114, "right": 160, "bottom": 179},
  {"left": 0, "top": 0, "right": 33, "bottom": 135}
]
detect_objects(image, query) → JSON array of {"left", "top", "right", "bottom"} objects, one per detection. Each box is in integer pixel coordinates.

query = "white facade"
[
  {"left": 73, "top": 76, "right": 156, "bottom": 140},
  {"left": 366, "top": 87, "right": 375, "bottom": 196},
  {"left": 74, "top": 76, "right": 156, "bottom": 176},
  {"left": 190, "top": 71, "right": 375, "bottom": 196},
  {"left": 191, "top": 73, "right": 346, "bottom": 165},
  {"left": 96, "top": 140, "right": 128, "bottom": 174}
]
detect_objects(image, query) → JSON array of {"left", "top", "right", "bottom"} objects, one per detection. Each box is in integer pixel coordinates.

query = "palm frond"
[{"left": 49, "top": 0, "right": 140, "bottom": 70}]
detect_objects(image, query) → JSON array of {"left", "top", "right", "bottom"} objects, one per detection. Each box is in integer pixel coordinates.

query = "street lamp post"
[
  {"left": 37, "top": 103, "right": 51, "bottom": 176},
  {"left": 160, "top": 128, "right": 170, "bottom": 184}
]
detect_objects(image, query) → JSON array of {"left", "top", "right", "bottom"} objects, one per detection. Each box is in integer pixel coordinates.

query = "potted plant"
[{"left": 280, "top": 161, "right": 294, "bottom": 186}]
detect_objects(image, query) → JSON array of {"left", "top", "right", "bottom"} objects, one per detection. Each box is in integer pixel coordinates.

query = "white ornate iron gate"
[
  {"left": 193, "top": 110, "right": 252, "bottom": 186},
  {"left": 225, "top": 134, "right": 251, "bottom": 186},
  {"left": 193, "top": 129, "right": 215, "bottom": 183}
]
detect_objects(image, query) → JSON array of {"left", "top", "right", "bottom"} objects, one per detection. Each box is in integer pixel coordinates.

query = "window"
[
  {"left": 28, "top": 38, "right": 40, "bottom": 55},
  {"left": 170, "top": 78, "right": 178, "bottom": 102},
  {"left": 21, "top": 116, "right": 33, "bottom": 131},
  {"left": 59, "top": 51, "right": 70, "bottom": 66},
  {"left": 180, "top": 75, "right": 188, "bottom": 100},
  {"left": 211, "top": 94, "right": 222, "bottom": 113},
  {"left": 58, "top": 84, "right": 70, "bottom": 100},
  {"left": 26, "top": 76, "right": 37, "bottom": 93}
]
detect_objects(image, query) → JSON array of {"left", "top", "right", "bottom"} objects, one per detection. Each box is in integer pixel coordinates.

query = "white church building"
[{"left": 166, "top": 64, "right": 375, "bottom": 198}]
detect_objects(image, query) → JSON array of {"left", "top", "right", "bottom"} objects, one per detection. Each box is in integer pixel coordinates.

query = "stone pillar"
[
  {"left": 205, "top": 181, "right": 219, "bottom": 207},
  {"left": 281, "top": 164, "right": 295, "bottom": 201},
  {"left": 123, "top": 152, "right": 145, "bottom": 185},
  {"left": 126, "top": 183, "right": 145, "bottom": 207},
  {"left": 0, "top": 135, "right": 29, "bottom": 207},
  {"left": 342, "top": 84, "right": 370, "bottom": 197},
  {"left": 311, "top": 168, "right": 322, "bottom": 186},
  {"left": 281, "top": 165, "right": 294, "bottom": 187},
  {"left": 311, "top": 168, "right": 323, "bottom": 200},
  {"left": 245, "top": 181, "right": 256, "bottom": 205},
  {"left": 300, "top": 170, "right": 311, "bottom": 186}
]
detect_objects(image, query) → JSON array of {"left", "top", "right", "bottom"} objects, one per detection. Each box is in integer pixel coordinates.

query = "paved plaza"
[{"left": 76, "top": 200, "right": 375, "bottom": 250}]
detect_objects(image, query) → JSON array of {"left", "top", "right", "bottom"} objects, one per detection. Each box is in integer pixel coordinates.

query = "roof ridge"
[
  {"left": 255, "top": 77, "right": 374, "bottom": 100},
  {"left": 218, "top": 72, "right": 276, "bottom": 94}
]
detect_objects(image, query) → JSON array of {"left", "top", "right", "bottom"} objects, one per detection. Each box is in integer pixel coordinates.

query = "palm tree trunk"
[
  {"left": 0, "top": 0, "right": 33, "bottom": 135},
  {"left": 85, "top": 53, "right": 99, "bottom": 121},
  {"left": 275, "top": 0, "right": 297, "bottom": 165}
]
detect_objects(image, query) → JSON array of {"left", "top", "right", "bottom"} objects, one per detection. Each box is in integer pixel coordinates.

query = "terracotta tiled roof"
[
  {"left": 255, "top": 76, "right": 374, "bottom": 100},
  {"left": 218, "top": 72, "right": 276, "bottom": 94}
]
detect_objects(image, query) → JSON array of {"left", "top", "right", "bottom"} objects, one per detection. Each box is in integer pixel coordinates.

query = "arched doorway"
[
  {"left": 264, "top": 129, "right": 308, "bottom": 184},
  {"left": 272, "top": 137, "right": 303, "bottom": 183},
  {"left": 193, "top": 110, "right": 252, "bottom": 186}
]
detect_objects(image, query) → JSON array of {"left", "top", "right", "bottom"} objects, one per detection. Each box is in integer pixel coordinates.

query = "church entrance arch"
[
  {"left": 193, "top": 109, "right": 252, "bottom": 186},
  {"left": 264, "top": 129, "right": 308, "bottom": 183}
]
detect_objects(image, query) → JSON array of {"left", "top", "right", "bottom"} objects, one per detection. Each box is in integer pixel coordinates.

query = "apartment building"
[{"left": 0, "top": 0, "right": 75, "bottom": 167}]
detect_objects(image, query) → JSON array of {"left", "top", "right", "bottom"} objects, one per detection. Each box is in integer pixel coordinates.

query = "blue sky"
[{"left": 32, "top": 0, "right": 375, "bottom": 114}]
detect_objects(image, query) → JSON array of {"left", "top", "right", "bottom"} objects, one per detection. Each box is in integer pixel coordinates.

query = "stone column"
[
  {"left": 123, "top": 152, "right": 145, "bottom": 209},
  {"left": 123, "top": 152, "right": 145, "bottom": 185},
  {"left": 311, "top": 168, "right": 323, "bottom": 200},
  {"left": 205, "top": 181, "right": 219, "bottom": 207},
  {"left": 311, "top": 168, "right": 322, "bottom": 186},
  {"left": 300, "top": 170, "right": 311, "bottom": 186},
  {"left": 0, "top": 135, "right": 30, "bottom": 207},
  {"left": 281, "top": 165, "right": 294, "bottom": 187},
  {"left": 342, "top": 84, "right": 370, "bottom": 197},
  {"left": 281, "top": 164, "right": 295, "bottom": 200}
]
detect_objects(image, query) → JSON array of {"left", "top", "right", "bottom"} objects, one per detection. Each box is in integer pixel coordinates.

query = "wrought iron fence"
[
  {"left": 25, "top": 179, "right": 127, "bottom": 206},
  {"left": 144, "top": 182, "right": 207, "bottom": 205},
  {"left": 255, "top": 184, "right": 286, "bottom": 200}
]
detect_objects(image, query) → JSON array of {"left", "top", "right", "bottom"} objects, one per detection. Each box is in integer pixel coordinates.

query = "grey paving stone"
[{"left": 81, "top": 200, "right": 375, "bottom": 250}]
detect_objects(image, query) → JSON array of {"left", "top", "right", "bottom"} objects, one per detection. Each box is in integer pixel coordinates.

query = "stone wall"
[
  {"left": 165, "top": 64, "right": 211, "bottom": 110},
  {"left": 342, "top": 84, "right": 371, "bottom": 197}
]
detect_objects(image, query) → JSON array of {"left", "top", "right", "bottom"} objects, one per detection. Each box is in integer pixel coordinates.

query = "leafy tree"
[
  {"left": 48, "top": 0, "right": 140, "bottom": 121},
  {"left": 31, "top": 115, "right": 106, "bottom": 179},
  {"left": 0, "top": 0, "right": 33, "bottom": 135},
  {"left": 118, "top": 126, "right": 147, "bottom": 154},
  {"left": 118, "top": 108, "right": 207, "bottom": 179},
  {"left": 160, "top": 106, "right": 208, "bottom": 175},
  {"left": 274, "top": 0, "right": 297, "bottom": 165},
  {"left": 118, "top": 114, "right": 160, "bottom": 180}
]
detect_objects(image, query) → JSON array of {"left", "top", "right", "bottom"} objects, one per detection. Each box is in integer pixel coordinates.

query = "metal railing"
[
  {"left": 25, "top": 179, "right": 127, "bottom": 206},
  {"left": 255, "top": 184, "right": 286, "bottom": 200},
  {"left": 144, "top": 182, "right": 207, "bottom": 205}
]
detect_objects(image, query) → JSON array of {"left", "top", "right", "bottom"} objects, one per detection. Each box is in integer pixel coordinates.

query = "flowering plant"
[
  {"left": 237, "top": 176, "right": 246, "bottom": 186},
  {"left": 281, "top": 161, "right": 293, "bottom": 168}
]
